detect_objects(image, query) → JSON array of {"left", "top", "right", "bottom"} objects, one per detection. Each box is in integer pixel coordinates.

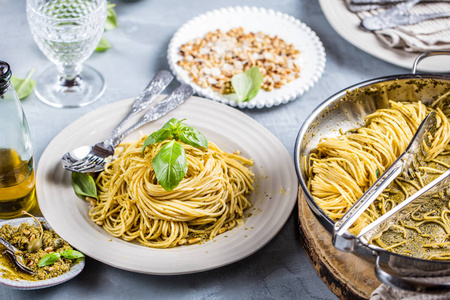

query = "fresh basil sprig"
[
  {"left": 95, "top": 2, "right": 118, "bottom": 52},
  {"left": 38, "top": 250, "right": 85, "bottom": 268},
  {"left": 231, "top": 66, "right": 264, "bottom": 102},
  {"left": 142, "top": 118, "right": 208, "bottom": 191},
  {"left": 71, "top": 172, "right": 98, "bottom": 200},
  {"left": 38, "top": 252, "right": 60, "bottom": 267},
  {"left": 95, "top": 37, "right": 111, "bottom": 52},
  {"left": 11, "top": 69, "right": 36, "bottom": 100},
  {"left": 105, "top": 2, "right": 118, "bottom": 31},
  {"left": 60, "top": 249, "right": 85, "bottom": 260}
]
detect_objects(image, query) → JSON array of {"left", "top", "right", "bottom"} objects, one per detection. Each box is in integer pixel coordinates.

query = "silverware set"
[
  {"left": 61, "top": 71, "right": 194, "bottom": 173},
  {"left": 347, "top": 0, "right": 450, "bottom": 30}
]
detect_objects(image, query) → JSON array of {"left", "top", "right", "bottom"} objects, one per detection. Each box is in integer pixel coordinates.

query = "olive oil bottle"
[{"left": 0, "top": 62, "right": 36, "bottom": 218}]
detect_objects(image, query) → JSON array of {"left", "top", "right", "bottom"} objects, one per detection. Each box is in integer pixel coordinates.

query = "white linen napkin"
[
  {"left": 347, "top": 1, "right": 450, "bottom": 52},
  {"left": 370, "top": 276, "right": 450, "bottom": 299}
]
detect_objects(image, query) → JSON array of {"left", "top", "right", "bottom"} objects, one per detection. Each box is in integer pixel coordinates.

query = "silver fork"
[
  {"left": 362, "top": 10, "right": 450, "bottom": 30},
  {"left": 61, "top": 84, "right": 194, "bottom": 173}
]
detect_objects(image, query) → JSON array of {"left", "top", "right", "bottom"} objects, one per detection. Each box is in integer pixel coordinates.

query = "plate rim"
[
  {"left": 36, "top": 96, "right": 298, "bottom": 275},
  {"left": 318, "top": 0, "right": 449, "bottom": 73},
  {"left": 167, "top": 5, "right": 326, "bottom": 109}
]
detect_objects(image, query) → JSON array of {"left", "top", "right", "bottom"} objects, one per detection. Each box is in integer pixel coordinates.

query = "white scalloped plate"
[
  {"left": 167, "top": 6, "right": 326, "bottom": 109},
  {"left": 0, "top": 217, "right": 85, "bottom": 290},
  {"left": 36, "top": 96, "right": 298, "bottom": 275}
]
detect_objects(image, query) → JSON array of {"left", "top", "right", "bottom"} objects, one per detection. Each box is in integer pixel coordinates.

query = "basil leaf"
[
  {"left": 95, "top": 37, "right": 111, "bottom": 52},
  {"left": 60, "top": 249, "right": 85, "bottom": 260},
  {"left": 38, "top": 252, "right": 61, "bottom": 268},
  {"left": 231, "top": 66, "right": 263, "bottom": 102},
  {"left": 152, "top": 140, "right": 187, "bottom": 191},
  {"left": 72, "top": 172, "right": 98, "bottom": 200},
  {"left": 163, "top": 118, "right": 182, "bottom": 131},
  {"left": 177, "top": 123, "right": 208, "bottom": 149},
  {"left": 105, "top": 2, "right": 118, "bottom": 31},
  {"left": 10, "top": 69, "right": 36, "bottom": 100},
  {"left": 142, "top": 128, "right": 172, "bottom": 153}
]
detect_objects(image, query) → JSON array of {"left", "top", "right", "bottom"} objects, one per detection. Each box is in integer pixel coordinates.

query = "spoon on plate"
[{"left": 0, "top": 237, "right": 35, "bottom": 275}]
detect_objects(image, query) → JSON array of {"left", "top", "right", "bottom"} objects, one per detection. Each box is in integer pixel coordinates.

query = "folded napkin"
[
  {"left": 371, "top": 276, "right": 450, "bottom": 300},
  {"left": 346, "top": 1, "right": 450, "bottom": 52}
]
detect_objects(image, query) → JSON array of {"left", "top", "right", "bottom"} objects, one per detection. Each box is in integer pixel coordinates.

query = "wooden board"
[{"left": 298, "top": 189, "right": 381, "bottom": 300}]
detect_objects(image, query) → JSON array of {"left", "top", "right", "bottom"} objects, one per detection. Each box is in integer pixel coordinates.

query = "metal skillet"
[{"left": 294, "top": 51, "right": 450, "bottom": 293}]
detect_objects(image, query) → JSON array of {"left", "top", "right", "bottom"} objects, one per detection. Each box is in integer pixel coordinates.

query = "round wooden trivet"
[{"left": 298, "top": 189, "right": 380, "bottom": 300}]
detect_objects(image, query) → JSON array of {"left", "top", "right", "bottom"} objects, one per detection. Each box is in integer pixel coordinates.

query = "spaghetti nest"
[
  {"left": 307, "top": 100, "right": 450, "bottom": 235},
  {"left": 89, "top": 137, "right": 254, "bottom": 248}
]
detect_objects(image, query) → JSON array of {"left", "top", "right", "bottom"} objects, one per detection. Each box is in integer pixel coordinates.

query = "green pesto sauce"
[{"left": 0, "top": 222, "right": 75, "bottom": 281}]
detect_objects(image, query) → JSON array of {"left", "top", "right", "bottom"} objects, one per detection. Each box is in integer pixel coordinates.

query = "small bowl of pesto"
[{"left": 0, "top": 215, "right": 85, "bottom": 290}]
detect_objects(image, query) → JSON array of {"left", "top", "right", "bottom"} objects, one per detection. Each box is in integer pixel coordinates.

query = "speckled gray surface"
[{"left": 1, "top": 0, "right": 408, "bottom": 299}]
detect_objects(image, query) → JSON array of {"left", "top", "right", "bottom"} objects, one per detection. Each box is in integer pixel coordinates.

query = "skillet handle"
[
  {"left": 412, "top": 51, "right": 450, "bottom": 74},
  {"left": 374, "top": 254, "right": 450, "bottom": 293}
]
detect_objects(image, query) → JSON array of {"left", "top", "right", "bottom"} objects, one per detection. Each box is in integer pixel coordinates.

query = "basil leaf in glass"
[
  {"left": 105, "top": 2, "right": 118, "bottom": 31},
  {"left": 60, "top": 249, "right": 85, "bottom": 260},
  {"left": 72, "top": 172, "right": 98, "bottom": 200},
  {"left": 10, "top": 69, "right": 36, "bottom": 100},
  {"left": 142, "top": 127, "right": 172, "bottom": 154},
  {"left": 95, "top": 37, "right": 111, "bottom": 52},
  {"left": 152, "top": 140, "right": 187, "bottom": 191},
  {"left": 231, "top": 66, "right": 263, "bottom": 102},
  {"left": 177, "top": 123, "right": 208, "bottom": 149},
  {"left": 38, "top": 252, "right": 61, "bottom": 268}
]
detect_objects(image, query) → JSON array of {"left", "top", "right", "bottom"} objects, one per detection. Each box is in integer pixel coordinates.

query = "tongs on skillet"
[{"left": 333, "top": 111, "right": 439, "bottom": 252}]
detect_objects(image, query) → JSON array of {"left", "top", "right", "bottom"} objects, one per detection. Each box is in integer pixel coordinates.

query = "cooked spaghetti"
[
  {"left": 89, "top": 137, "right": 254, "bottom": 249},
  {"left": 307, "top": 100, "right": 450, "bottom": 236}
]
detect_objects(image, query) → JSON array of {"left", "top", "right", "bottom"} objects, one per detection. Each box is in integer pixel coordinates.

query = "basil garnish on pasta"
[{"left": 143, "top": 118, "right": 208, "bottom": 191}]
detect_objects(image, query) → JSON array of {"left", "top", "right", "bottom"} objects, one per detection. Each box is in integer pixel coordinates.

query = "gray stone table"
[{"left": 1, "top": 0, "right": 408, "bottom": 299}]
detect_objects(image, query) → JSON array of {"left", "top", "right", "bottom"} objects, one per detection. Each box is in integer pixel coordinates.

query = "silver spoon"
[
  {"left": 61, "top": 84, "right": 194, "bottom": 173},
  {"left": 0, "top": 237, "right": 35, "bottom": 275}
]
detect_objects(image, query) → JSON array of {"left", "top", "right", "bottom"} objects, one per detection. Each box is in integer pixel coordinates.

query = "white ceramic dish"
[
  {"left": 167, "top": 6, "right": 326, "bottom": 109},
  {"left": 36, "top": 96, "right": 298, "bottom": 275},
  {"left": 319, "top": 0, "right": 450, "bottom": 73},
  {"left": 0, "top": 217, "right": 85, "bottom": 290}
]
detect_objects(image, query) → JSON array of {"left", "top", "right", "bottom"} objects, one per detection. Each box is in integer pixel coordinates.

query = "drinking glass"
[{"left": 26, "top": 0, "right": 107, "bottom": 108}]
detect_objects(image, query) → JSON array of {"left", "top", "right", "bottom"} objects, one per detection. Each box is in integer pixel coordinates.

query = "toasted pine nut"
[
  {"left": 188, "top": 238, "right": 201, "bottom": 244},
  {"left": 44, "top": 247, "right": 54, "bottom": 253},
  {"left": 96, "top": 221, "right": 104, "bottom": 226},
  {"left": 29, "top": 234, "right": 35, "bottom": 241},
  {"left": 218, "top": 228, "right": 227, "bottom": 234},
  {"left": 177, "top": 239, "right": 187, "bottom": 246},
  {"left": 22, "top": 229, "right": 30, "bottom": 235}
]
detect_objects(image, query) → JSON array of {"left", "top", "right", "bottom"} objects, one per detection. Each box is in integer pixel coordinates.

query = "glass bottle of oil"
[{"left": 0, "top": 61, "right": 36, "bottom": 218}]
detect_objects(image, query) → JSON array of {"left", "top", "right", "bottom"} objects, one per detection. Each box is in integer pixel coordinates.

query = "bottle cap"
[{"left": 0, "top": 61, "right": 11, "bottom": 94}]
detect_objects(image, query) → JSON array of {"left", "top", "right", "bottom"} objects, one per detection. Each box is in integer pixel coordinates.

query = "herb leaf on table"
[
  {"left": 95, "top": 37, "right": 112, "bottom": 52},
  {"left": 95, "top": 1, "right": 118, "bottom": 52},
  {"left": 10, "top": 69, "right": 36, "bottom": 100}
]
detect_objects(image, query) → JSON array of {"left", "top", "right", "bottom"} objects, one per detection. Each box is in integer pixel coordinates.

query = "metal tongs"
[{"left": 333, "top": 111, "right": 441, "bottom": 252}]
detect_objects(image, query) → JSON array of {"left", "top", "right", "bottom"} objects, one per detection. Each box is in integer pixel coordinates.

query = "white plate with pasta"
[{"left": 36, "top": 96, "right": 298, "bottom": 275}]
